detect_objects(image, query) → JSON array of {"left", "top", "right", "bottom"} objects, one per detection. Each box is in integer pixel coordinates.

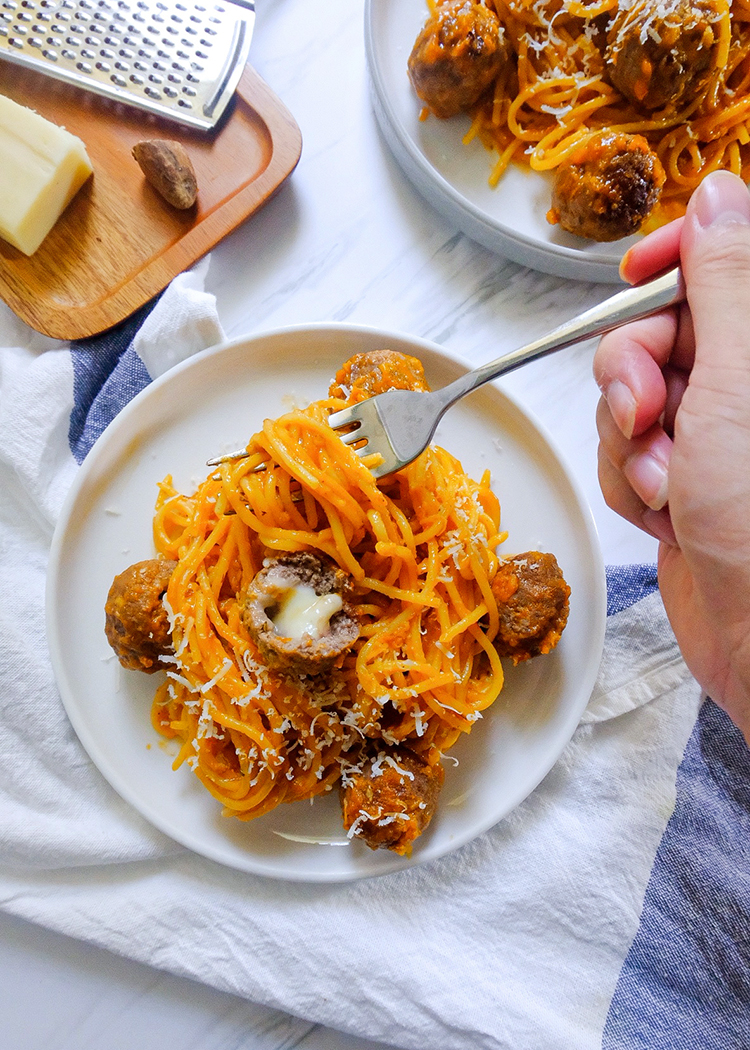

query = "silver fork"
[{"left": 327, "top": 266, "right": 685, "bottom": 478}]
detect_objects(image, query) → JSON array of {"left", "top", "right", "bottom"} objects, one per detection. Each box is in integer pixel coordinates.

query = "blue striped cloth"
[
  {"left": 1, "top": 290, "right": 749, "bottom": 1050},
  {"left": 68, "top": 314, "right": 750, "bottom": 1048}
]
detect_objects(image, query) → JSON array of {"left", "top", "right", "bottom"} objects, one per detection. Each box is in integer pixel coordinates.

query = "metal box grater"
[{"left": 0, "top": 0, "right": 255, "bottom": 130}]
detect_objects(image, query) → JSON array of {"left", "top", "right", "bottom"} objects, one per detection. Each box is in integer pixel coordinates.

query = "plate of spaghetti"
[
  {"left": 366, "top": 0, "right": 750, "bottom": 282},
  {"left": 47, "top": 323, "right": 606, "bottom": 881}
]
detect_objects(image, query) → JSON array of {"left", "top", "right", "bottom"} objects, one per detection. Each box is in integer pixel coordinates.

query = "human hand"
[{"left": 594, "top": 170, "right": 750, "bottom": 744}]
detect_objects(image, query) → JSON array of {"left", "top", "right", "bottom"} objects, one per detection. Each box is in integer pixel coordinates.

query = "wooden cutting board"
[{"left": 0, "top": 62, "right": 302, "bottom": 339}]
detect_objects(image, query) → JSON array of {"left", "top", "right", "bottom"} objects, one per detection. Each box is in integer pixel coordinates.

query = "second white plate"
[{"left": 365, "top": 0, "right": 634, "bottom": 283}]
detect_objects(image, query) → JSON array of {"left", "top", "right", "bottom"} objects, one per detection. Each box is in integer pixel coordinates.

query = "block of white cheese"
[{"left": 0, "top": 93, "right": 93, "bottom": 256}]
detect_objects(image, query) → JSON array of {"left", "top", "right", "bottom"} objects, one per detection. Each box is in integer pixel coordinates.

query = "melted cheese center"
[{"left": 271, "top": 584, "right": 343, "bottom": 640}]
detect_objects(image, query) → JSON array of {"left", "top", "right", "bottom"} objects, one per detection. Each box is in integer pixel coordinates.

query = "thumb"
[
  {"left": 670, "top": 170, "right": 750, "bottom": 544},
  {"left": 680, "top": 170, "right": 750, "bottom": 379}
]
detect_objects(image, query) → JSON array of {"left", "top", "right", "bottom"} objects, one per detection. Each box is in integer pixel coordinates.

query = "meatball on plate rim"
[
  {"left": 366, "top": 0, "right": 647, "bottom": 283},
  {"left": 46, "top": 322, "right": 606, "bottom": 883}
]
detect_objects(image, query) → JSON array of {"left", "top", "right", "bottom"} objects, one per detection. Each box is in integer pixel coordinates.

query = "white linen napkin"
[{"left": 0, "top": 266, "right": 704, "bottom": 1050}]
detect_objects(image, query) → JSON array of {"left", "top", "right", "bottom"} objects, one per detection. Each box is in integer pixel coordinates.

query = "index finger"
[{"left": 620, "top": 217, "right": 684, "bottom": 285}]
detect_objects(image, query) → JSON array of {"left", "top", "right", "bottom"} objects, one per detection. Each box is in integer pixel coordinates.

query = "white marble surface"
[{"left": 0, "top": 0, "right": 658, "bottom": 1047}]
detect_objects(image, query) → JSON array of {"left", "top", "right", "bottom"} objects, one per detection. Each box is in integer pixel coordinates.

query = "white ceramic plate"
[
  {"left": 365, "top": 0, "right": 635, "bottom": 283},
  {"left": 47, "top": 324, "right": 606, "bottom": 882}
]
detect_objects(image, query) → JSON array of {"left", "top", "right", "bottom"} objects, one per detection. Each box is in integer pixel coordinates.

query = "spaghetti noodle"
[
  {"left": 411, "top": 0, "right": 750, "bottom": 232},
  {"left": 147, "top": 357, "right": 509, "bottom": 840}
]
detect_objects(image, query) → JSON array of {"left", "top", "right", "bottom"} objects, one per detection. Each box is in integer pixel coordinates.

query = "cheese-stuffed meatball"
[
  {"left": 605, "top": 0, "right": 728, "bottom": 112},
  {"left": 104, "top": 559, "right": 176, "bottom": 672},
  {"left": 340, "top": 747, "right": 444, "bottom": 855},
  {"left": 492, "top": 551, "right": 570, "bottom": 664},
  {"left": 548, "top": 131, "right": 665, "bottom": 241},
  {"left": 408, "top": 0, "right": 509, "bottom": 118},
  {"left": 242, "top": 551, "right": 359, "bottom": 676}
]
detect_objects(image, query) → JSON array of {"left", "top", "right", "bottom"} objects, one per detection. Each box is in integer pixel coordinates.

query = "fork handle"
[{"left": 434, "top": 266, "right": 685, "bottom": 411}]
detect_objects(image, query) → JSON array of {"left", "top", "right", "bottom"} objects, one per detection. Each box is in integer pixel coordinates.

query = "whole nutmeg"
[{"left": 132, "top": 139, "right": 198, "bottom": 210}]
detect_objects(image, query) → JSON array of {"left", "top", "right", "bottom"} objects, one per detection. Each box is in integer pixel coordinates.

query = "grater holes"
[
  {"left": 128, "top": 71, "right": 143, "bottom": 84},
  {"left": 65, "top": 32, "right": 79, "bottom": 43},
  {"left": 29, "top": 35, "right": 44, "bottom": 46},
  {"left": 8, "top": 33, "right": 24, "bottom": 45},
  {"left": 41, "top": 45, "right": 57, "bottom": 57},
  {"left": 76, "top": 59, "right": 92, "bottom": 72},
  {"left": 144, "top": 85, "right": 160, "bottom": 98},
  {"left": 99, "top": 45, "right": 114, "bottom": 56},
  {"left": 110, "top": 71, "right": 126, "bottom": 85},
  {"left": 177, "top": 98, "right": 192, "bottom": 108},
  {"left": 163, "top": 85, "right": 177, "bottom": 97},
  {"left": 113, "top": 57, "right": 127, "bottom": 69},
  {"left": 95, "top": 58, "right": 109, "bottom": 70}
]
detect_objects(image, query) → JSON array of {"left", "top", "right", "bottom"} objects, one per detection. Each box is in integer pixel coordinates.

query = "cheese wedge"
[{"left": 0, "top": 94, "right": 93, "bottom": 256}]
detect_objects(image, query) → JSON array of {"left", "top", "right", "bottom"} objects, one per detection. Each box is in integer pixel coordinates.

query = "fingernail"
[
  {"left": 624, "top": 451, "right": 669, "bottom": 511},
  {"left": 692, "top": 171, "right": 750, "bottom": 229},
  {"left": 605, "top": 379, "right": 636, "bottom": 440}
]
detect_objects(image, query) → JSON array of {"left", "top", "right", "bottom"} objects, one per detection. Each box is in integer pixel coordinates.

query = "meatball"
[
  {"left": 328, "top": 349, "right": 430, "bottom": 404},
  {"left": 407, "top": 0, "right": 509, "bottom": 119},
  {"left": 605, "top": 0, "right": 727, "bottom": 112},
  {"left": 242, "top": 551, "right": 359, "bottom": 676},
  {"left": 104, "top": 559, "right": 177, "bottom": 672},
  {"left": 340, "top": 747, "right": 444, "bottom": 855},
  {"left": 548, "top": 131, "right": 665, "bottom": 241},
  {"left": 491, "top": 551, "right": 570, "bottom": 664}
]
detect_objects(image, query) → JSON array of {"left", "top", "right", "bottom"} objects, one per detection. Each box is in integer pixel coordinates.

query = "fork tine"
[
  {"left": 327, "top": 405, "right": 360, "bottom": 430},
  {"left": 333, "top": 423, "right": 364, "bottom": 447}
]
